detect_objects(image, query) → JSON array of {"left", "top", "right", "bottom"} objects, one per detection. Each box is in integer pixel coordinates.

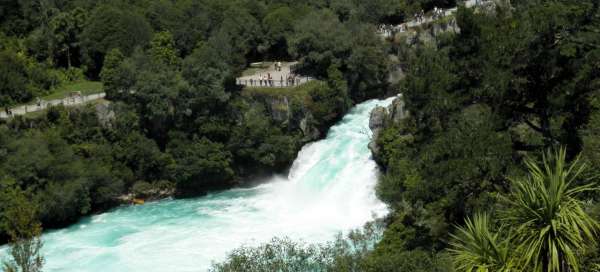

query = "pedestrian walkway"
[
  {"left": 1, "top": 93, "right": 106, "bottom": 119},
  {"left": 237, "top": 61, "right": 313, "bottom": 88},
  {"left": 377, "top": 0, "right": 492, "bottom": 38}
]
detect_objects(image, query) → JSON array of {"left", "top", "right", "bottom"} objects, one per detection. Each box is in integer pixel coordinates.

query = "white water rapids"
[{"left": 1, "top": 97, "right": 394, "bottom": 271}]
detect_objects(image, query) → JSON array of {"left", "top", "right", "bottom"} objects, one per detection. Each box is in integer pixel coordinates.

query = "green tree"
[
  {"left": 167, "top": 136, "right": 234, "bottom": 195},
  {"left": 581, "top": 92, "right": 600, "bottom": 179},
  {"left": 228, "top": 105, "right": 297, "bottom": 171},
  {"left": 217, "top": 5, "right": 262, "bottom": 69},
  {"left": 307, "top": 65, "right": 350, "bottom": 131},
  {"left": 49, "top": 7, "right": 87, "bottom": 68},
  {"left": 81, "top": 5, "right": 152, "bottom": 77},
  {"left": 261, "top": 6, "right": 296, "bottom": 58},
  {"left": 0, "top": 184, "right": 44, "bottom": 272},
  {"left": 345, "top": 23, "right": 389, "bottom": 101},
  {"left": 100, "top": 48, "right": 125, "bottom": 99},
  {"left": 149, "top": 31, "right": 179, "bottom": 67},
  {"left": 0, "top": 50, "right": 32, "bottom": 106},
  {"left": 288, "top": 9, "right": 351, "bottom": 77}
]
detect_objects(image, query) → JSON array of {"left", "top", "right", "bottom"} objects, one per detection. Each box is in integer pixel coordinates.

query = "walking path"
[
  {"left": 377, "top": 0, "right": 492, "bottom": 38},
  {"left": 236, "top": 61, "right": 313, "bottom": 88},
  {"left": 0, "top": 93, "right": 106, "bottom": 119}
]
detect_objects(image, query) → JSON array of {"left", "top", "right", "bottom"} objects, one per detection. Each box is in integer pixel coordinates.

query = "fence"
[
  {"left": 237, "top": 77, "right": 313, "bottom": 88},
  {"left": 0, "top": 93, "right": 106, "bottom": 119}
]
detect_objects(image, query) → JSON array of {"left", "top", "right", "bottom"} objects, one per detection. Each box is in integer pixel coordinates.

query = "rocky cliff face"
[
  {"left": 368, "top": 96, "right": 407, "bottom": 160},
  {"left": 244, "top": 93, "right": 321, "bottom": 143},
  {"left": 95, "top": 101, "right": 116, "bottom": 128},
  {"left": 400, "top": 17, "right": 460, "bottom": 48},
  {"left": 372, "top": 18, "right": 457, "bottom": 159}
]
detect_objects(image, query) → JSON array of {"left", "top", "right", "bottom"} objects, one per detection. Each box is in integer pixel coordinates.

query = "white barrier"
[{"left": 1, "top": 93, "right": 106, "bottom": 119}]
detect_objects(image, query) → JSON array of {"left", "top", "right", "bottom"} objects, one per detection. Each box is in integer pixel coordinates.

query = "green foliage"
[
  {"left": 449, "top": 213, "right": 513, "bottom": 272},
  {"left": 502, "top": 149, "right": 599, "bottom": 271},
  {"left": 262, "top": 6, "right": 296, "bottom": 58},
  {"left": 210, "top": 237, "right": 325, "bottom": 272},
  {"left": 100, "top": 48, "right": 124, "bottom": 97},
  {"left": 307, "top": 65, "right": 351, "bottom": 131},
  {"left": 49, "top": 7, "right": 87, "bottom": 68},
  {"left": 288, "top": 9, "right": 351, "bottom": 77},
  {"left": 581, "top": 92, "right": 600, "bottom": 179},
  {"left": 149, "top": 31, "right": 180, "bottom": 67},
  {"left": 0, "top": 50, "right": 60, "bottom": 106},
  {"left": 81, "top": 5, "right": 152, "bottom": 76},
  {"left": 132, "top": 181, "right": 153, "bottom": 198},
  {"left": 0, "top": 50, "right": 33, "bottom": 106},
  {"left": 0, "top": 184, "right": 44, "bottom": 272},
  {"left": 288, "top": 11, "right": 390, "bottom": 102},
  {"left": 211, "top": 221, "right": 386, "bottom": 272},
  {"left": 228, "top": 104, "right": 298, "bottom": 171},
  {"left": 167, "top": 136, "right": 234, "bottom": 194},
  {"left": 451, "top": 149, "right": 600, "bottom": 272},
  {"left": 374, "top": 1, "right": 600, "bottom": 271}
]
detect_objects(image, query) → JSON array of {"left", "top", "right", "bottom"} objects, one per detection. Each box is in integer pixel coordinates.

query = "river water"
[{"left": 1, "top": 97, "right": 394, "bottom": 272}]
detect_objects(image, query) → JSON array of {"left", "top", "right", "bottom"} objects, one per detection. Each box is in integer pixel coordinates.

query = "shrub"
[{"left": 131, "top": 181, "right": 153, "bottom": 198}]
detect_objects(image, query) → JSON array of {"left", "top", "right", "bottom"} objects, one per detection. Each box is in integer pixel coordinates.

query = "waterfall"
[{"left": 0, "top": 97, "right": 395, "bottom": 272}]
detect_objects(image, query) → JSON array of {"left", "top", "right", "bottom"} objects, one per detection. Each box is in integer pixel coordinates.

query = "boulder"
[
  {"left": 387, "top": 97, "right": 407, "bottom": 124},
  {"left": 368, "top": 96, "right": 409, "bottom": 161},
  {"left": 300, "top": 114, "right": 321, "bottom": 141},
  {"left": 95, "top": 101, "right": 115, "bottom": 129},
  {"left": 369, "top": 106, "right": 387, "bottom": 132}
]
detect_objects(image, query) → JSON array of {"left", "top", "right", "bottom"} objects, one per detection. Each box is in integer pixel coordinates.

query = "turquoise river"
[{"left": 1, "top": 97, "right": 394, "bottom": 271}]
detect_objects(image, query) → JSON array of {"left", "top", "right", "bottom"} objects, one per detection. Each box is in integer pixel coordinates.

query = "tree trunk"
[{"left": 67, "top": 47, "right": 72, "bottom": 69}]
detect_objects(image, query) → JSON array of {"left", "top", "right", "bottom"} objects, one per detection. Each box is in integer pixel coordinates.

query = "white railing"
[{"left": 1, "top": 92, "right": 106, "bottom": 119}]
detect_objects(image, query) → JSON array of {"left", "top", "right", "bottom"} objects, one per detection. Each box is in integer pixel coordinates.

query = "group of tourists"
[
  {"left": 257, "top": 73, "right": 275, "bottom": 87},
  {"left": 378, "top": 5, "right": 454, "bottom": 38},
  {"left": 242, "top": 73, "right": 303, "bottom": 87},
  {"left": 4, "top": 107, "right": 13, "bottom": 116},
  {"left": 377, "top": 24, "right": 408, "bottom": 37},
  {"left": 414, "top": 9, "right": 425, "bottom": 23},
  {"left": 432, "top": 6, "right": 445, "bottom": 19}
]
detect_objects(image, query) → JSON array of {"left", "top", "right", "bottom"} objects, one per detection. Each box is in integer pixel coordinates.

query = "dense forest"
[
  {"left": 212, "top": 0, "right": 600, "bottom": 271},
  {"left": 3, "top": 0, "right": 600, "bottom": 271}
]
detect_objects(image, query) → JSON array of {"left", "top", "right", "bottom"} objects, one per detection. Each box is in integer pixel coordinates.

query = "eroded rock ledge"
[{"left": 369, "top": 96, "right": 408, "bottom": 162}]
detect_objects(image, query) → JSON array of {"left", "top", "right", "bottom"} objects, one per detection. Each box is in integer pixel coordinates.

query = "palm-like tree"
[
  {"left": 449, "top": 212, "right": 513, "bottom": 272},
  {"left": 502, "top": 148, "right": 599, "bottom": 272}
]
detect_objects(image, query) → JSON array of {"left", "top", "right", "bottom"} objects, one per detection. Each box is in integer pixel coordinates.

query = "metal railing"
[{"left": 237, "top": 77, "right": 313, "bottom": 88}]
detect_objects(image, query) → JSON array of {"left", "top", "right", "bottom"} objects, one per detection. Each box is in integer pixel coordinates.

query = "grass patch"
[
  {"left": 242, "top": 80, "right": 323, "bottom": 101},
  {"left": 43, "top": 80, "right": 104, "bottom": 100},
  {"left": 242, "top": 62, "right": 275, "bottom": 76}
]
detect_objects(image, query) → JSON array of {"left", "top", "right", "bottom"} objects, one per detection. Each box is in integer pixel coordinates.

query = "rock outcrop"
[
  {"left": 397, "top": 17, "right": 460, "bottom": 49},
  {"left": 243, "top": 93, "right": 321, "bottom": 143},
  {"left": 368, "top": 95, "right": 408, "bottom": 160},
  {"left": 95, "top": 101, "right": 116, "bottom": 129}
]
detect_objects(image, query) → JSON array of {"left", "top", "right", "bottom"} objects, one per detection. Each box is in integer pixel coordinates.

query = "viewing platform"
[{"left": 237, "top": 61, "right": 313, "bottom": 88}]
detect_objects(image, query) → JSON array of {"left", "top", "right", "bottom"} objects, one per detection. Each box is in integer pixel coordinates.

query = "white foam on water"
[{"left": 0, "top": 97, "right": 395, "bottom": 272}]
